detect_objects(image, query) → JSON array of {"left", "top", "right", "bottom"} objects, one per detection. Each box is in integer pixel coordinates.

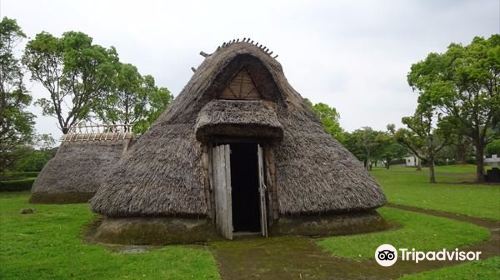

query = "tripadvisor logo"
[
  {"left": 375, "top": 244, "right": 482, "bottom": 267},
  {"left": 375, "top": 244, "right": 398, "bottom": 267}
]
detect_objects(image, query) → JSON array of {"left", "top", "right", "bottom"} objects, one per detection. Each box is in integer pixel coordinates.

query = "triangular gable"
[{"left": 220, "top": 69, "right": 261, "bottom": 100}]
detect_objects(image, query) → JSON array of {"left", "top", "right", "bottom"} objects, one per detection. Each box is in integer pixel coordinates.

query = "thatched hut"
[
  {"left": 30, "top": 125, "right": 134, "bottom": 204},
  {"left": 90, "top": 39, "right": 387, "bottom": 244}
]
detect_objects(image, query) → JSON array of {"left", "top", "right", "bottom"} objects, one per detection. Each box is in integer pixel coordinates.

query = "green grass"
[
  {"left": 317, "top": 207, "right": 489, "bottom": 260},
  {"left": 0, "top": 192, "right": 220, "bottom": 280},
  {"left": 371, "top": 165, "right": 500, "bottom": 220},
  {"left": 401, "top": 256, "right": 500, "bottom": 280}
]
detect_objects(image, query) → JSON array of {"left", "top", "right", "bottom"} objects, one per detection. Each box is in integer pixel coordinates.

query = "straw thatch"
[
  {"left": 195, "top": 100, "right": 283, "bottom": 141},
  {"left": 91, "top": 39, "right": 386, "bottom": 217},
  {"left": 30, "top": 139, "right": 132, "bottom": 203}
]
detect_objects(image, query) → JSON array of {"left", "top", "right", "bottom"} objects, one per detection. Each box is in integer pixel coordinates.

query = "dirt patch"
[{"left": 210, "top": 206, "right": 500, "bottom": 279}]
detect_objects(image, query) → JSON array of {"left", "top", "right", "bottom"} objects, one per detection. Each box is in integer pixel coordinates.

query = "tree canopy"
[
  {"left": 95, "top": 64, "right": 172, "bottom": 134},
  {"left": 23, "top": 31, "right": 119, "bottom": 133},
  {"left": 0, "top": 17, "right": 35, "bottom": 173},
  {"left": 407, "top": 35, "right": 500, "bottom": 182}
]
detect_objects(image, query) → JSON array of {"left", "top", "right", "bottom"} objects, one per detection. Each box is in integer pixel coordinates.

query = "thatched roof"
[
  {"left": 30, "top": 139, "right": 131, "bottom": 203},
  {"left": 195, "top": 100, "right": 283, "bottom": 141},
  {"left": 91, "top": 40, "right": 386, "bottom": 217}
]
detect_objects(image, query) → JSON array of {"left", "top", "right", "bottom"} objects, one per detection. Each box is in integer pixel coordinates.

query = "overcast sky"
[{"left": 2, "top": 0, "right": 499, "bottom": 140}]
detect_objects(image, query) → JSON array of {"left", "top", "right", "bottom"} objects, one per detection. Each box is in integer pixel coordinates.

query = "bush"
[
  {"left": 486, "top": 139, "right": 500, "bottom": 156},
  {"left": 0, "top": 178, "right": 35, "bottom": 192}
]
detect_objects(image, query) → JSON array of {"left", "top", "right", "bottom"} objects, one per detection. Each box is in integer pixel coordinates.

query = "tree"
[
  {"left": 95, "top": 63, "right": 144, "bottom": 130},
  {"left": 134, "top": 75, "right": 172, "bottom": 134},
  {"left": 344, "top": 127, "right": 381, "bottom": 170},
  {"left": 0, "top": 17, "right": 35, "bottom": 173},
  {"left": 309, "top": 101, "right": 345, "bottom": 142},
  {"left": 408, "top": 35, "right": 500, "bottom": 182},
  {"left": 377, "top": 125, "right": 407, "bottom": 169},
  {"left": 23, "top": 31, "right": 119, "bottom": 134},
  {"left": 95, "top": 64, "right": 172, "bottom": 134},
  {"left": 395, "top": 105, "right": 451, "bottom": 183}
]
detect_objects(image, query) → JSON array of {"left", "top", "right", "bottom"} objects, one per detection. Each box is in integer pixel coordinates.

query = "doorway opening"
[{"left": 230, "top": 143, "right": 261, "bottom": 232}]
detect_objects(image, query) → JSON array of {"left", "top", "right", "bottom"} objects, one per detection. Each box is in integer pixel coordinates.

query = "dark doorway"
[{"left": 230, "top": 143, "right": 261, "bottom": 232}]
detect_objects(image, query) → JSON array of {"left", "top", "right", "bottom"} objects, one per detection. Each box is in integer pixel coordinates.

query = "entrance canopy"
[{"left": 195, "top": 100, "right": 283, "bottom": 142}]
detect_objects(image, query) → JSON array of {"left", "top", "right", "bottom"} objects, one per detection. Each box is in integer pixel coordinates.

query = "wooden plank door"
[
  {"left": 212, "top": 144, "right": 233, "bottom": 239},
  {"left": 257, "top": 144, "right": 268, "bottom": 237}
]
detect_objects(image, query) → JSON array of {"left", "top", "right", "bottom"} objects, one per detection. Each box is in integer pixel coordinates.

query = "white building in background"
[
  {"left": 485, "top": 154, "right": 499, "bottom": 167},
  {"left": 404, "top": 155, "right": 420, "bottom": 167}
]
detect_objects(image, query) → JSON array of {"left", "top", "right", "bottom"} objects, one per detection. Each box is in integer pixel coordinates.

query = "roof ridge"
[{"left": 207, "top": 38, "right": 278, "bottom": 59}]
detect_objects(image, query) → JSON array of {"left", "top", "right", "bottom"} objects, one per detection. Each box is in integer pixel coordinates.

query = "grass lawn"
[
  {"left": 317, "top": 207, "right": 489, "bottom": 260},
  {"left": 0, "top": 192, "right": 219, "bottom": 280},
  {"left": 371, "top": 165, "right": 500, "bottom": 220},
  {"left": 1, "top": 164, "right": 498, "bottom": 279},
  {"left": 401, "top": 256, "right": 500, "bottom": 280}
]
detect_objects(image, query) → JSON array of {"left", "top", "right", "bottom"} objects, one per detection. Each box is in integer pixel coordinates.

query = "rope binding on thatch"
[{"left": 61, "top": 120, "right": 134, "bottom": 142}]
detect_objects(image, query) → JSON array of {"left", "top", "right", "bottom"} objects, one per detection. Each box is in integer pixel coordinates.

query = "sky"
[{"left": 1, "top": 0, "right": 499, "bottom": 140}]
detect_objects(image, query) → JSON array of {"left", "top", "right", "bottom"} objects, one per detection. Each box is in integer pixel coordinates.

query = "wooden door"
[
  {"left": 257, "top": 144, "right": 268, "bottom": 237},
  {"left": 212, "top": 144, "right": 233, "bottom": 239}
]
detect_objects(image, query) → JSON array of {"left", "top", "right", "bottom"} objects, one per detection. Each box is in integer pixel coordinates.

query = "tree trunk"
[
  {"left": 475, "top": 144, "right": 485, "bottom": 183},
  {"left": 429, "top": 158, "right": 436, "bottom": 183},
  {"left": 416, "top": 158, "right": 422, "bottom": 171},
  {"left": 455, "top": 135, "right": 467, "bottom": 164}
]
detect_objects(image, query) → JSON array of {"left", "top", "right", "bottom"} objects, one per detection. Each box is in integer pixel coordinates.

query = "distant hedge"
[
  {"left": 0, "top": 172, "right": 39, "bottom": 181},
  {"left": 0, "top": 178, "right": 35, "bottom": 192}
]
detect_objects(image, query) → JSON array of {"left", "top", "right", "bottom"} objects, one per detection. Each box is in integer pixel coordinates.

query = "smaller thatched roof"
[
  {"left": 195, "top": 100, "right": 283, "bottom": 141},
  {"left": 30, "top": 138, "right": 132, "bottom": 203}
]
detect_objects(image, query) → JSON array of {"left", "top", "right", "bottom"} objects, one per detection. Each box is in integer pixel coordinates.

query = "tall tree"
[
  {"left": 307, "top": 101, "right": 345, "bottom": 142},
  {"left": 378, "top": 125, "right": 407, "bottom": 169},
  {"left": 134, "top": 75, "right": 172, "bottom": 134},
  {"left": 95, "top": 66, "right": 172, "bottom": 134},
  {"left": 344, "top": 127, "right": 381, "bottom": 170},
  {"left": 408, "top": 35, "right": 500, "bottom": 182},
  {"left": 395, "top": 105, "right": 451, "bottom": 183},
  {"left": 0, "top": 17, "right": 35, "bottom": 173},
  {"left": 95, "top": 63, "right": 144, "bottom": 130},
  {"left": 23, "top": 31, "right": 119, "bottom": 133}
]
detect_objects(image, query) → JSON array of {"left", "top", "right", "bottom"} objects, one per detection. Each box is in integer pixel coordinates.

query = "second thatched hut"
[{"left": 30, "top": 124, "right": 134, "bottom": 203}]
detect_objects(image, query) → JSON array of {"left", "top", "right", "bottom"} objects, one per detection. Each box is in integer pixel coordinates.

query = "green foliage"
[
  {"left": 310, "top": 102, "right": 345, "bottom": 142},
  {"left": 11, "top": 147, "right": 55, "bottom": 172},
  {"left": 486, "top": 139, "right": 500, "bottom": 155},
  {"left": 0, "top": 192, "right": 220, "bottom": 279},
  {"left": 135, "top": 75, "right": 172, "bottom": 134},
  {"left": 343, "top": 126, "right": 406, "bottom": 169},
  {"left": 23, "top": 31, "right": 119, "bottom": 133},
  {"left": 0, "top": 178, "right": 35, "bottom": 192},
  {"left": 0, "top": 17, "right": 35, "bottom": 173},
  {"left": 376, "top": 129, "right": 407, "bottom": 168},
  {"left": 395, "top": 105, "right": 451, "bottom": 182},
  {"left": 371, "top": 165, "right": 500, "bottom": 220},
  {"left": 407, "top": 35, "right": 500, "bottom": 181},
  {"left": 318, "top": 207, "right": 489, "bottom": 260},
  {"left": 96, "top": 67, "right": 172, "bottom": 134}
]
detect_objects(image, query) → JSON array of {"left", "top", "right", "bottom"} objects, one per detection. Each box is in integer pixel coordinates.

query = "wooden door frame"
[{"left": 206, "top": 141, "right": 278, "bottom": 238}]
